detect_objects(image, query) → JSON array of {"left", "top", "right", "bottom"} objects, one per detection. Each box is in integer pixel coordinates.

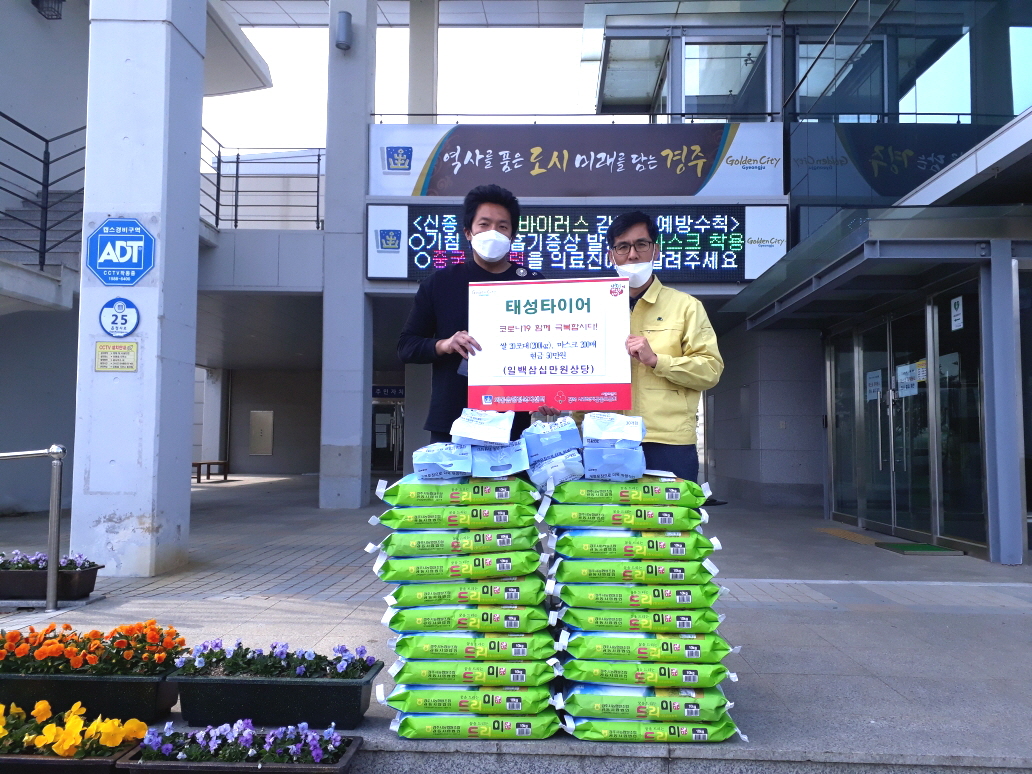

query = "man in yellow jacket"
[{"left": 608, "top": 211, "right": 724, "bottom": 483}]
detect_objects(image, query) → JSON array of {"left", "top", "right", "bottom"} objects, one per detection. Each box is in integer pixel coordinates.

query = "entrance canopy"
[{"left": 720, "top": 204, "right": 1032, "bottom": 331}]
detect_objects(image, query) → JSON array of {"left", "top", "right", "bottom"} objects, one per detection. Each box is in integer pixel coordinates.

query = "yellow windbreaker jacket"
[{"left": 629, "top": 278, "right": 723, "bottom": 445}]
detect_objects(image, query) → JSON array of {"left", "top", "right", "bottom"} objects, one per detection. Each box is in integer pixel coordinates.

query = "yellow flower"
[
  {"left": 97, "top": 719, "right": 125, "bottom": 747},
  {"left": 65, "top": 701, "right": 86, "bottom": 718},
  {"left": 8, "top": 703, "right": 25, "bottom": 721},
  {"left": 65, "top": 714, "right": 85, "bottom": 737},
  {"left": 31, "top": 700, "right": 52, "bottom": 722},
  {"left": 122, "top": 719, "right": 148, "bottom": 740},
  {"left": 0, "top": 702, "right": 6, "bottom": 722},
  {"left": 0, "top": 726, "right": 8, "bottom": 741},
  {"left": 52, "top": 728, "right": 82, "bottom": 757},
  {"left": 35, "top": 723, "right": 60, "bottom": 748},
  {"left": 85, "top": 717, "right": 103, "bottom": 740}
]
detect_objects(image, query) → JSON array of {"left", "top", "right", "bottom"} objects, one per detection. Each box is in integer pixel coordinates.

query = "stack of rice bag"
[
  {"left": 539, "top": 413, "right": 746, "bottom": 743},
  {"left": 371, "top": 409, "right": 562, "bottom": 740}
]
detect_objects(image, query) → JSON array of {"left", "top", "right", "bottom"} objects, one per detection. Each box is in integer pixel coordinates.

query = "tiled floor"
[{"left": 3, "top": 475, "right": 1031, "bottom": 767}]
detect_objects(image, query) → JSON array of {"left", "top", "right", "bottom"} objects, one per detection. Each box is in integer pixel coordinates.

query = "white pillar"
[
  {"left": 321, "top": 0, "right": 377, "bottom": 508},
  {"left": 403, "top": 363, "right": 432, "bottom": 474},
  {"left": 200, "top": 368, "right": 224, "bottom": 461},
  {"left": 70, "top": 1, "right": 205, "bottom": 576},
  {"left": 408, "top": 0, "right": 438, "bottom": 124}
]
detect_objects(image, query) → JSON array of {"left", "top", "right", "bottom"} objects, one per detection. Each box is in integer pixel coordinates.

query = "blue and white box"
[
  {"left": 582, "top": 413, "right": 646, "bottom": 448},
  {"left": 412, "top": 443, "right": 472, "bottom": 479},
  {"left": 471, "top": 439, "right": 530, "bottom": 478},
  {"left": 522, "top": 417, "right": 583, "bottom": 465},
  {"left": 583, "top": 446, "right": 646, "bottom": 482}
]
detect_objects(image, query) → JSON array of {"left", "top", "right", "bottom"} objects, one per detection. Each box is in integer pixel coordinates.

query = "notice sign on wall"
[
  {"left": 95, "top": 341, "right": 138, "bottom": 372},
  {"left": 467, "top": 277, "right": 631, "bottom": 411}
]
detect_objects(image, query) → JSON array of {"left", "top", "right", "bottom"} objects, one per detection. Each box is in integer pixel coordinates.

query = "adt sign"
[{"left": 86, "top": 218, "right": 155, "bottom": 286}]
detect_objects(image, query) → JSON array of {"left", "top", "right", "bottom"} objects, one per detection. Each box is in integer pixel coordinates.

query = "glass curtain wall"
[{"left": 684, "top": 43, "right": 768, "bottom": 119}]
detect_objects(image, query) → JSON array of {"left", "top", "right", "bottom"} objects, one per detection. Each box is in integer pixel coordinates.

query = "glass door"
[
  {"left": 861, "top": 324, "right": 893, "bottom": 527},
  {"left": 890, "top": 311, "right": 932, "bottom": 534},
  {"left": 830, "top": 333, "right": 858, "bottom": 517}
]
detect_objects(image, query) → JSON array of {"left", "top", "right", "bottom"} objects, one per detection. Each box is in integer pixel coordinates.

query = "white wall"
[{"left": 0, "top": 304, "right": 78, "bottom": 514}]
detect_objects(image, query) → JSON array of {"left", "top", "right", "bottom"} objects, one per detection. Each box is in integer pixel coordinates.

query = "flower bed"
[
  {"left": 0, "top": 699, "right": 147, "bottom": 773},
  {"left": 115, "top": 720, "right": 362, "bottom": 773},
  {"left": 168, "top": 642, "right": 381, "bottom": 729},
  {"left": 0, "top": 622, "right": 185, "bottom": 722},
  {"left": 0, "top": 552, "right": 104, "bottom": 601}
]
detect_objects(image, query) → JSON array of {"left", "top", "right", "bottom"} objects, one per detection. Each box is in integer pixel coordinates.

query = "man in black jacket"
[{"left": 398, "top": 184, "right": 555, "bottom": 442}]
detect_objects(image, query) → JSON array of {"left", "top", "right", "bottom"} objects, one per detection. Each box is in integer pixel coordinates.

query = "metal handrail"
[
  {"left": 0, "top": 110, "right": 86, "bottom": 270},
  {"left": 0, "top": 444, "right": 67, "bottom": 612}
]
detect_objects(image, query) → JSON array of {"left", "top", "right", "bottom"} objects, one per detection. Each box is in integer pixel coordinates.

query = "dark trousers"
[{"left": 642, "top": 442, "right": 699, "bottom": 483}]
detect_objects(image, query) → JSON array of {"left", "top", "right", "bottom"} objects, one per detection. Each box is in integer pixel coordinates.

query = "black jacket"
[{"left": 398, "top": 261, "right": 545, "bottom": 434}]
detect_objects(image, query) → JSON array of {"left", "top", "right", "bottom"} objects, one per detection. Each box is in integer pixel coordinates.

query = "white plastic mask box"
[
  {"left": 471, "top": 439, "right": 531, "bottom": 478},
  {"left": 411, "top": 442, "right": 472, "bottom": 479},
  {"left": 583, "top": 446, "right": 646, "bottom": 482},
  {"left": 522, "top": 417, "right": 583, "bottom": 465}
]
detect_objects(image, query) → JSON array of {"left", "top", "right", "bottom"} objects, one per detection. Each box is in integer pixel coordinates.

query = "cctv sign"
[{"left": 86, "top": 218, "right": 155, "bottom": 286}]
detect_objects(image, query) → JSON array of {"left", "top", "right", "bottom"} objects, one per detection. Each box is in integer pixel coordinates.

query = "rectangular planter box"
[
  {"left": 0, "top": 745, "right": 138, "bottom": 774},
  {"left": 115, "top": 738, "right": 361, "bottom": 774},
  {"left": 0, "top": 567, "right": 103, "bottom": 601},
  {"left": 0, "top": 672, "right": 177, "bottom": 723},
  {"left": 167, "top": 662, "right": 382, "bottom": 730}
]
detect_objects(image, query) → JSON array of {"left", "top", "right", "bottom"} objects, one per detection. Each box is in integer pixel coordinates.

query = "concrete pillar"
[
  {"left": 980, "top": 243, "right": 1027, "bottom": 564},
  {"left": 403, "top": 363, "right": 432, "bottom": 474},
  {"left": 969, "top": 3, "right": 1013, "bottom": 123},
  {"left": 408, "top": 0, "right": 438, "bottom": 123},
  {"left": 200, "top": 368, "right": 225, "bottom": 461},
  {"left": 70, "top": 1, "right": 205, "bottom": 576},
  {"left": 321, "top": 0, "right": 377, "bottom": 508}
]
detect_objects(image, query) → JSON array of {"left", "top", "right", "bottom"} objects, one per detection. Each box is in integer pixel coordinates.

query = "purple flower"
[
  {"left": 288, "top": 743, "right": 303, "bottom": 758},
  {"left": 304, "top": 650, "right": 315, "bottom": 661},
  {"left": 160, "top": 743, "right": 174, "bottom": 756},
  {"left": 143, "top": 731, "right": 162, "bottom": 750},
  {"left": 322, "top": 724, "right": 337, "bottom": 740},
  {"left": 194, "top": 657, "right": 206, "bottom": 669},
  {"left": 310, "top": 744, "right": 323, "bottom": 763},
  {"left": 355, "top": 645, "right": 367, "bottom": 659},
  {"left": 296, "top": 665, "right": 306, "bottom": 675},
  {"left": 174, "top": 657, "right": 186, "bottom": 668},
  {"left": 332, "top": 644, "right": 349, "bottom": 657},
  {"left": 298, "top": 723, "right": 309, "bottom": 733},
  {"left": 335, "top": 660, "right": 348, "bottom": 673},
  {"left": 366, "top": 655, "right": 376, "bottom": 666}
]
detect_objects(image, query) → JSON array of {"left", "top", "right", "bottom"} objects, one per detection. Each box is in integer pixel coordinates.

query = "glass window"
[
  {"left": 897, "top": 34, "right": 971, "bottom": 123},
  {"left": 796, "top": 41, "right": 884, "bottom": 120},
  {"left": 684, "top": 43, "right": 767, "bottom": 119},
  {"left": 1010, "top": 28, "right": 1032, "bottom": 115}
]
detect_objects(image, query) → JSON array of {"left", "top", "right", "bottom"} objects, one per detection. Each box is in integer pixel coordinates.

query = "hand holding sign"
[
  {"left": 436, "top": 330, "right": 481, "bottom": 359},
  {"left": 626, "top": 335, "right": 658, "bottom": 368}
]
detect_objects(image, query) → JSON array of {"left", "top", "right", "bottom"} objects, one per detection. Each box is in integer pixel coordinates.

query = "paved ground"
[{"left": 3, "top": 475, "right": 1032, "bottom": 770}]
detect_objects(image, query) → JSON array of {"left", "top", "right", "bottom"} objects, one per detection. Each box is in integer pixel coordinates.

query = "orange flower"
[
  {"left": 34, "top": 649, "right": 49, "bottom": 661},
  {"left": 64, "top": 647, "right": 78, "bottom": 659},
  {"left": 43, "top": 623, "right": 56, "bottom": 634},
  {"left": 85, "top": 654, "right": 98, "bottom": 665},
  {"left": 69, "top": 656, "right": 85, "bottom": 669},
  {"left": 5, "top": 631, "right": 20, "bottom": 643},
  {"left": 162, "top": 637, "right": 174, "bottom": 649},
  {"left": 15, "top": 643, "right": 30, "bottom": 658},
  {"left": 141, "top": 653, "right": 151, "bottom": 661},
  {"left": 146, "top": 630, "right": 160, "bottom": 644},
  {"left": 62, "top": 623, "right": 73, "bottom": 631},
  {"left": 0, "top": 650, "right": 6, "bottom": 661},
  {"left": 113, "top": 639, "right": 128, "bottom": 649},
  {"left": 122, "top": 650, "right": 133, "bottom": 660},
  {"left": 155, "top": 652, "right": 166, "bottom": 664}
]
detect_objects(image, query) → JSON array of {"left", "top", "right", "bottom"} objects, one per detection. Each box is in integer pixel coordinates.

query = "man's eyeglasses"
[{"left": 611, "top": 239, "right": 655, "bottom": 257}]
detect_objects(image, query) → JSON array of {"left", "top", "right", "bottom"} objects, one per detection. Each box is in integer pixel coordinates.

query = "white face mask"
[
  {"left": 615, "top": 260, "right": 654, "bottom": 288},
  {"left": 470, "top": 230, "right": 512, "bottom": 262}
]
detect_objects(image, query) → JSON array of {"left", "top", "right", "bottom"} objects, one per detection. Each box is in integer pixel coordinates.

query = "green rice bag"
[
  {"left": 374, "top": 550, "right": 544, "bottom": 582},
  {"left": 557, "top": 684, "right": 732, "bottom": 722},
  {"left": 547, "top": 580, "right": 725, "bottom": 610},
  {"left": 379, "top": 683, "right": 553, "bottom": 715},
  {"left": 382, "top": 605, "right": 549, "bottom": 633},
  {"left": 392, "top": 709, "right": 560, "bottom": 739},
  {"left": 550, "top": 476, "right": 706, "bottom": 507},
  {"left": 562, "top": 715, "right": 744, "bottom": 743},
  {"left": 391, "top": 631, "right": 556, "bottom": 661},
  {"left": 557, "top": 631, "right": 735, "bottom": 663},
  {"left": 386, "top": 576, "right": 546, "bottom": 607},
  {"left": 377, "top": 474, "right": 539, "bottom": 506},
  {"left": 551, "top": 606, "right": 724, "bottom": 634},
  {"left": 388, "top": 658, "right": 561, "bottom": 687},
  {"left": 551, "top": 529, "right": 720, "bottom": 560},
  {"left": 543, "top": 504, "right": 705, "bottom": 530},
  {"left": 561, "top": 659, "right": 732, "bottom": 687},
  {"left": 372, "top": 504, "right": 538, "bottom": 530},
  {"left": 550, "top": 557, "right": 718, "bottom": 585},
  {"left": 370, "top": 526, "right": 541, "bottom": 557}
]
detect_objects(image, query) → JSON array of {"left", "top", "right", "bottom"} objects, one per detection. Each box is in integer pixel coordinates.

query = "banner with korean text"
[{"left": 467, "top": 277, "right": 631, "bottom": 411}]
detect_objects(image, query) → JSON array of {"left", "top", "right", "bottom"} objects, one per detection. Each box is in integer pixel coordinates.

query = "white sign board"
[
  {"left": 467, "top": 277, "right": 631, "bottom": 411},
  {"left": 866, "top": 370, "right": 882, "bottom": 401},
  {"left": 951, "top": 296, "right": 964, "bottom": 330}
]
